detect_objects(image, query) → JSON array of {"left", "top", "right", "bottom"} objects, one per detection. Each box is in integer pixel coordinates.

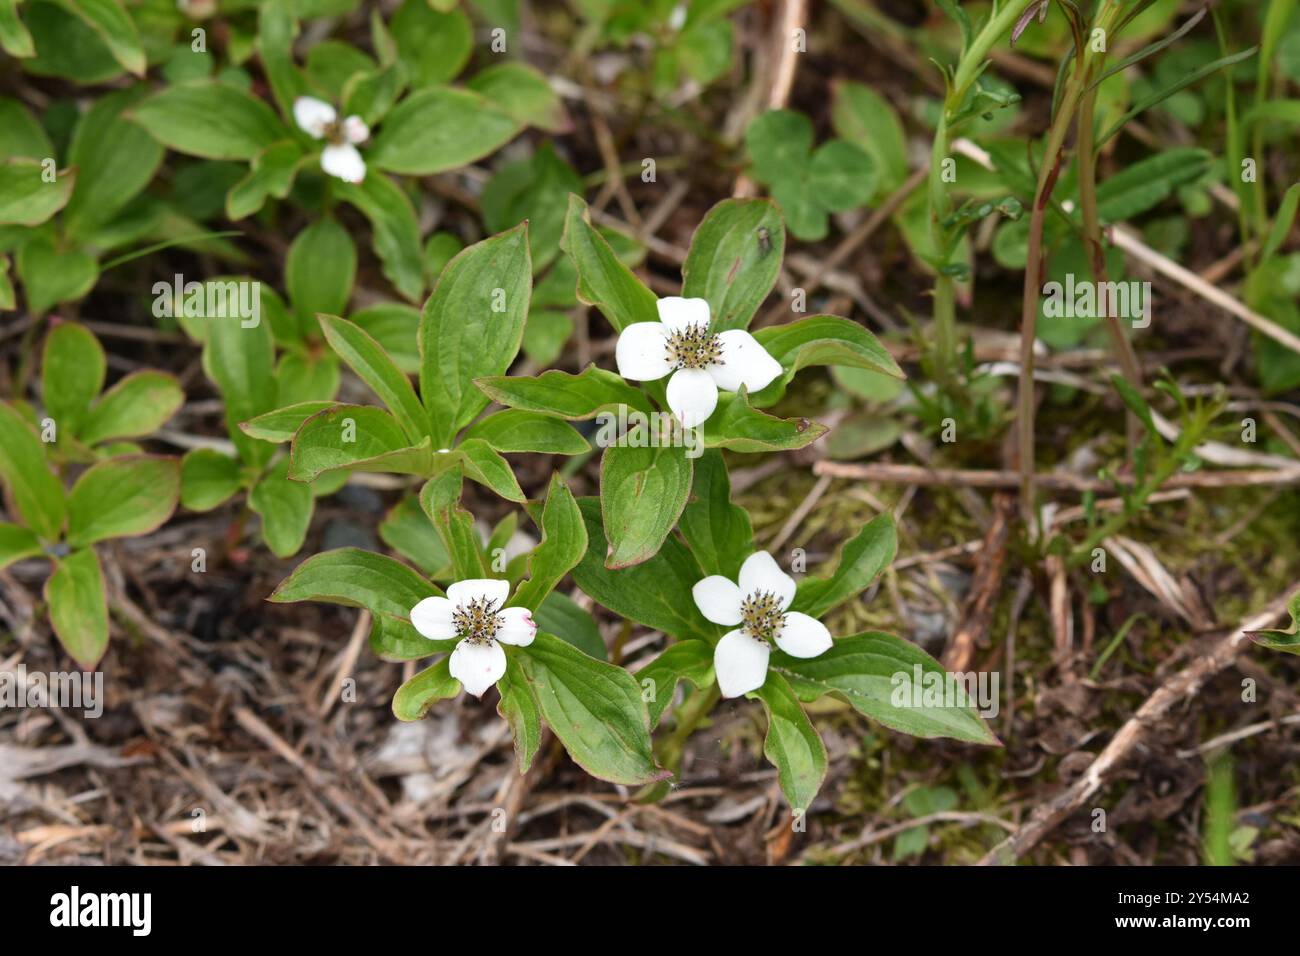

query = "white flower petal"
[
  {"left": 656, "top": 296, "right": 710, "bottom": 332},
  {"left": 666, "top": 367, "right": 718, "bottom": 427},
  {"left": 410, "top": 596, "right": 456, "bottom": 640},
  {"left": 447, "top": 578, "right": 510, "bottom": 609},
  {"left": 448, "top": 639, "right": 506, "bottom": 698},
  {"left": 615, "top": 322, "right": 672, "bottom": 381},
  {"left": 293, "top": 96, "right": 336, "bottom": 138},
  {"left": 321, "top": 142, "right": 366, "bottom": 183},
  {"left": 738, "top": 551, "right": 797, "bottom": 609},
  {"left": 710, "top": 329, "right": 784, "bottom": 393},
  {"left": 714, "top": 630, "right": 770, "bottom": 698},
  {"left": 692, "top": 576, "right": 743, "bottom": 625},
  {"left": 497, "top": 606, "right": 537, "bottom": 647},
  {"left": 342, "top": 115, "right": 369, "bottom": 144},
  {"left": 774, "top": 612, "right": 832, "bottom": 658}
]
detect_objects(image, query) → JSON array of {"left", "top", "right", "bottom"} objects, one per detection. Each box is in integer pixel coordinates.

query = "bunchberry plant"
[
  {"left": 1248, "top": 593, "right": 1300, "bottom": 656},
  {"left": 0, "top": 325, "right": 182, "bottom": 666}
]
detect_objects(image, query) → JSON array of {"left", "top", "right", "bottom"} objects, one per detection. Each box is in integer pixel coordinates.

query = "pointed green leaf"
[
  {"left": 393, "top": 656, "right": 461, "bottom": 720},
  {"left": 46, "top": 547, "right": 108, "bottom": 667},
  {"left": 559, "top": 194, "right": 658, "bottom": 333},
  {"left": 793, "top": 512, "right": 897, "bottom": 618},
  {"left": 0, "top": 401, "right": 65, "bottom": 540},
  {"left": 681, "top": 198, "right": 785, "bottom": 332},
  {"left": 66, "top": 455, "right": 180, "bottom": 548},
  {"left": 753, "top": 671, "right": 827, "bottom": 811},
  {"left": 600, "top": 443, "right": 693, "bottom": 569}
]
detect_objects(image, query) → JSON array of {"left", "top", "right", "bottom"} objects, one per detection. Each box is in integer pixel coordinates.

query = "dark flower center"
[
  {"left": 664, "top": 322, "right": 724, "bottom": 371},
  {"left": 739, "top": 591, "right": 785, "bottom": 644},
  {"left": 452, "top": 596, "right": 503, "bottom": 644}
]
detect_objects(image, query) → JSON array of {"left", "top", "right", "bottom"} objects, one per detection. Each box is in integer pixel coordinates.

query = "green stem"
[{"left": 656, "top": 684, "right": 721, "bottom": 775}]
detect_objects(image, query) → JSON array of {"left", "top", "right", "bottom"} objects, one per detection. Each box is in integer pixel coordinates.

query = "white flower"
[
  {"left": 692, "top": 551, "right": 832, "bottom": 698},
  {"left": 293, "top": 96, "right": 369, "bottom": 184},
  {"left": 615, "top": 296, "right": 783, "bottom": 427},
  {"left": 409, "top": 579, "right": 537, "bottom": 697}
]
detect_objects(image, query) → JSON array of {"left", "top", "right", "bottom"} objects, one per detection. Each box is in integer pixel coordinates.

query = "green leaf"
[
  {"left": 79, "top": 371, "right": 183, "bottom": 445},
  {"left": 521, "top": 308, "right": 574, "bottom": 366},
  {"left": 754, "top": 671, "right": 827, "bottom": 811},
  {"left": 270, "top": 547, "right": 436, "bottom": 617},
  {"left": 770, "top": 177, "right": 828, "bottom": 242},
  {"left": 180, "top": 448, "right": 244, "bottom": 512},
  {"left": 467, "top": 61, "right": 568, "bottom": 133},
  {"left": 350, "top": 303, "right": 420, "bottom": 373},
  {"left": 342, "top": 61, "right": 408, "bottom": 127},
  {"left": 24, "top": 1, "right": 122, "bottom": 84},
  {"left": 496, "top": 662, "right": 543, "bottom": 771},
  {"left": 1095, "top": 148, "right": 1213, "bottom": 222},
  {"left": 391, "top": 0, "right": 471, "bottom": 86},
  {"left": 368, "top": 86, "right": 518, "bottom": 175},
  {"left": 794, "top": 512, "right": 897, "bottom": 618},
  {"left": 0, "top": 400, "right": 65, "bottom": 540},
  {"left": 319, "top": 314, "right": 427, "bottom": 445},
  {"left": 45, "top": 547, "right": 108, "bottom": 667},
  {"left": 457, "top": 437, "right": 526, "bottom": 502},
  {"left": 681, "top": 198, "right": 784, "bottom": 333},
  {"left": 600, "top": 443, "right": 693, "bottom": 569},
  {"left": 66, "top": 455, "right": 180, "bottom": 548},
  {"left": 42, "top": 323, "right": 105, "bottom": 438},
  {"left": 771, "top": 632, "right": 999, "bottom": 744},
  {"left": 63, "top": 88, "right": 162, "bottom": 237},
  {"left": 462, "top": 409, "right": 589, "bottom": 455},
  {"left": 369, "top": 609, "right": 447, "bottom": 661},
  {"left": 15, "top": 237, "right": 97, "bottom": 314},
  {"left": 1263, "top": 183, "right": 1300, "bottom": 262},
  {"left": 418, "top": 465, "right": 491, "bottom": 578},
  {"left": 393, "top": 656, "right": 461, "bottom": 720},
  {"left": 512, "top": 474, "right": 586, "bottom": 610},
  {"left": 1110, "top": 373, "right": 1158, "bottom": 436},
  {"left": 571, "top": 497, "right": 714, "bottom": 641},
  {"left": 476, "top": 364, "right": 653, "bottom": 420},
  {"left": 55, "top": 0, "right": 144, "bottom": 75},
  {"left": 808, "top": 139, "right": 878, "bottom": 213},
  {"left": 0, "top": 159, "right": 74, "bottom": 226},
  {"left": 745, "top": 109, "right": 813, "bottom": 184},
  {"left": 202, "top": 314, "right": 277, "bottom": 468},
  {"left": 286, "top": 218, "right": 356, "bottom": 328},
  {"left": 419, "top": 223, "right": 531, "bottom": 446},
  {"left": 831, "top": 81, "right": 909, "bottom": 195},
  {"left": 753, "top": 315, "right": 903, "bottom": 384},
  {"left": 706, "top": 389, "right": 827, "bottom": 452},
  {"left": 0, "top": 97, "right": 50, "bottom": 159},
  {"left": 288, "top": 404, "right": 432, "bottom": 482},
  {"left": 239, "top": 401, "right": 337, "bottom": 443},
  {"left": 481, "top": 143, "right": 581, "bottom": 271},
  {"left": 130, "top": 81, "right": 288, "bottom": 160},
  {"left": 1246, "top": 591, "right": 1300, "bottom": 656},
  {"left": 636, "top": 639, "right": 715, "bottom": 727},
  {"left": 226, "top": 140, "right": 305, "bottom": 220},
  {"left": 534, "top": 590, "right": 605, "bottom": 661},
  {"left": 378, "top": 494, "right": 449, "bottom": 577},
  {"left": 517, "top": 631, "right": 664, "bottom": 785},
  {"left": 0, "top": 521, "right": 42, "bottom": 570},
  {"left": 678, "top": 449, "right": 752, "bottom": 579},
  {"left": 559, "top": 194, "right": 659, "bottom": 333},
  {"left": 249, "top": 458, "right": 314, "bottom": 558},
  {"left": 0, "top": 0, "right": 35, "bottom": 58},
  {"left": 337, "top": 174, "right": 424, "bottom": 302}
]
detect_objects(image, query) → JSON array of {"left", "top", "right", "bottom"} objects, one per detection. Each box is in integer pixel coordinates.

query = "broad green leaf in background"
[
  {"left": 600, "top": 443, "right": 693, "bottom": 569},
  {"left": 808, "top": 139, "right": 878, "bottom": 212},
  {"left": 419, "top": 223, "right": 531, "bottom": 446},
  {"left": 393, "top": 656, "right": 461, "bottom": 720},
  {"left": 457, "top": 437, "right": 526, "bottom": 502},
  {"left": 66, "top": 455, "right": 180, "bottom": 548},
  {"left": 286, "top": 218, "right": 356, "bottom": 329},
  {"left": 15, "top": 237, "right": 97, "bottom": 314},
  {"left": 1094, "top": 148, "right": 1213, "bottom": 222},
  {"left": 461, "top": 409, "right": 589, "bottom": 455},
  {"left": 418, "top": 464, "right": 492, "bottom": 578},
  {"left": 337, "top": 174, "right": 424, "bottom": 302},
  {"left": 368, "top": 87, "right": 518, "bottom": 175},
  {"left": 511, "top": 474, "right": 586, "bottom": 611},
  {"left": 746, "top": 109, "right": 813, "bottom": 184},
  {"left": 681, "top": 198, "right": 784, "bottom": 333},
  {"left": 226, "top": 140, "right": 305, "bottom": 220},
  {"left": 56, "top": 0, "right": 145, "bottom": 76},
  {"left": 754, "top": 671, "right": 828, "bottom": 811},
  {"left": 180, "top": 448, "right": 244, "bottom": 512},
  {"left": 0, "top": 0, "right": 35, "bottom": 58},
  {"left": 467, "top": 61, "right": 568, "bottom": 133},
  {"left": 239, "top": 401, "right": 337, "bottom": 443},
  {"left": 794, "top": 512, "right": 897, "bottom": 618},
  {"left": 534, "top": 591, "right": 605, "bottom": 661},
  {"left": 45, "top": 547, "right": 109, "bottom": 667},
  {"left": 63, "top": 87, "right": 163, "bottom": 237},
  {"left": 678, "top": 449, "right": 753, "bottom": 579},
  {"left": 130, "top": 81, "right": 288, "bottom": 160},
  {"left": 0, "top": 400, "right": 66, "bottom": 540},
  {"left": 249, "top": 457, "right": 314, "bottom": 557},
  {"left": 772, "top": 631, "right": 999, "bottom": 744},
  {"left": 637, "top": 639, "right": 715, "bottom": 727},
  {"left": 0, "top": 97, "right": 50, "bottom": 158},
  {"left": 481, "top": 143, "right": 582, "bottom": 270},
  {"left": 571, "top": 497, "right": 714, "bottom": 642},
  {"left": 378, "top": 494, "right": 449, "bottom": 577},
  {"left": 202, "top": 313, "right": 277, "bottom": 468},
  {"left": 42, "top": 323, "right": 105, "bottom": 437},
  {"left": 475, "top": 364, "right": 654, "bottom": 420},
  {"left": 0, "top": 521, "right": 42, "bottom": 570},
  {"left": 517, "top": 631, "right": 664, "bottom": 785},
  {"left": 79, "top": 371, "right": 183, "bottom": 445},
  {"left": 0, "top": 159, "right": 74, "bottom": 226},
  {"left": 559, "top": 194, "right": 659, "bottom": 333},
  {"left": 753, "top": 314, "right": 903, "bottom": 383},
  {"left": 390, "top": 0, "right": 472, "bottom": 86},
  {"left": 831, "top": 80, "right": 909, "bottom": 196},
  {"left": 270, "top": 546, "right": 436, "bottom": 617},
  {"left": 350, "top": 303, "right": 421, "bottom": 373}
]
